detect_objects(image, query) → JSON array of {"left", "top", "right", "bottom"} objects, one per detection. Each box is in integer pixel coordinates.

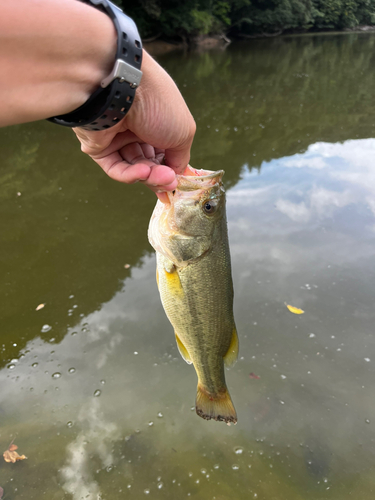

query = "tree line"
[{"left": 118, "top": 0, "right": 375, "bottom": 41}]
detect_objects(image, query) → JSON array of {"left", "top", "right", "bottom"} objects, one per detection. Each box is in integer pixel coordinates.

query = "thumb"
[
  {"left": 164, "top": 146, "right": 190, "bottom": 175},
  {"left": 164, "top": 127, "right": 195, "bottom": 174}
]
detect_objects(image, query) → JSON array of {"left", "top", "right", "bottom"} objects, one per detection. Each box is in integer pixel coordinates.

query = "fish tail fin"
[{"left": 196, "top": 384, "right": 237, "bottom": 425}]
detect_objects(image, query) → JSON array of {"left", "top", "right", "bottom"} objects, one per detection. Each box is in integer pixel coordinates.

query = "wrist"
[
  {"left": 0, "top": 0, "right": 117, "bottom": 126},
  {"left": 49, "top": 1, "right": 143, "bottom": 130}
]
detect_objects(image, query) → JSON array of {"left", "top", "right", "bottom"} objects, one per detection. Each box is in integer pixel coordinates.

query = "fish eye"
[{"left": 203, "top": 199, "right": 218, "bottom": 215}]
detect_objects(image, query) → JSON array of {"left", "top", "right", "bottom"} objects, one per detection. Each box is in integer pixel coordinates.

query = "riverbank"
[{"left": 144, "top": 26, "right": 375, "bottom": 56}]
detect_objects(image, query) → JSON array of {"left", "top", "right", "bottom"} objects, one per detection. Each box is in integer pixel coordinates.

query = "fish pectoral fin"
[
  {"left": 224, "top": 326, "right": 239, "bottom": 368},
  {"left": 163, "top": 258, "right": 175, "bottom": 274},
  {"left": 164, "top": 264, "right": 184, "bottom": 297},
  {"left": 175, "top": 332, "right": 192, "bottom": 364},
  {"left": 196, "top": 384, "right": 237, "bottom": 425}
]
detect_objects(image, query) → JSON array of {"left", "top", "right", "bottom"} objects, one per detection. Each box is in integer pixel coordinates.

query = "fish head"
[{"left": 148, "top": 167, "right": 226, "bottom": 266}]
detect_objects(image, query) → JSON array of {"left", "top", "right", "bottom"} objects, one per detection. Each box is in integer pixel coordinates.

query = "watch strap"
[{"left": 48, "top": 0, "right": 142, "bottom": 130}]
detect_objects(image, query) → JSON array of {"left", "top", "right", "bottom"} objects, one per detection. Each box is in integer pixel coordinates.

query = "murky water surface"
[{"left": 1, "top": 34, "right": 375, "bottom": 499}]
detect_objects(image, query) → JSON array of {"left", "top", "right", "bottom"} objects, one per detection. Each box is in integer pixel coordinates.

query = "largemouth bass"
[{"left": 148, "top": 166, "right": 238, "bottom": 424}]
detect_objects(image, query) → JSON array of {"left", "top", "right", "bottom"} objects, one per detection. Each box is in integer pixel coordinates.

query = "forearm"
[{"left": 0, "top": 0, "right": 117, "bottom": 126}]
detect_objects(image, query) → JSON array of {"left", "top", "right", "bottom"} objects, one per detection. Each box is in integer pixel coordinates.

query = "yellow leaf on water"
[
  {"left": 35, "top": 304, "right": 45, "bottom": 311},
  {"left": 3, "top": 442, "right": 27, "bottom": 463},
  {"left": 285, "top": 303, "right": 305, "bottom": 315}
]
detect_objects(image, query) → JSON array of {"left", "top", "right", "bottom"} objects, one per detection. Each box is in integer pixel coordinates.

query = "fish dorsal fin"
[
  {"left": 224, "top": 326, "right": 239, "bottom": 368},
  {"left": 175, "top": 332, "right": 192, "bottom": 364}
]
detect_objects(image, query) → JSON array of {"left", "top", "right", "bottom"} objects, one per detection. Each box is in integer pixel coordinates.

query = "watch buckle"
[{"left": 101, "top": 59, "right": 142, "bottom": 89}]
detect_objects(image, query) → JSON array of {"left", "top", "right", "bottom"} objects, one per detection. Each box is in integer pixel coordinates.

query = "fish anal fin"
[
  {"left": 224, "top": 326, "right": 239, "bottom": 368},
  {"left": 175, "top": 332, "right": 192, "bottom": 365},
  {"left": 196, "top": 384, "right": 237, "bottom": 425}
]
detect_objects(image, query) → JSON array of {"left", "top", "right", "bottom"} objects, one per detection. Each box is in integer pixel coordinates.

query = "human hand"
[{"left": 74, "top": 50, "right": 196, "bottom": 201}]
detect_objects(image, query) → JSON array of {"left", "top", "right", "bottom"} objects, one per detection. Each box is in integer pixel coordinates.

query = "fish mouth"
[{"left": 171, "top": 166, "right": 224, "bottom": 195}]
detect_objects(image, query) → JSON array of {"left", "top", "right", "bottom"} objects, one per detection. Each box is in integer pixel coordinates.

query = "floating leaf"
[
  {"left": 285, "top": 303, "right": 304, "bottom": 315},
  {"left": 249, "top": 372, "right": 260, "bottom": 379},
  {"left": 35, "top": 303, "right": 45, "bottom": 311},
  {"left": 3, "top": 442, "right": 27, "bottom": 463}
]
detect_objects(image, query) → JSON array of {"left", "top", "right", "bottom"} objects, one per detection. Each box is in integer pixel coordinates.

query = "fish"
[{"left": 148, "top": 166, "right": 238, "bottom": 424}]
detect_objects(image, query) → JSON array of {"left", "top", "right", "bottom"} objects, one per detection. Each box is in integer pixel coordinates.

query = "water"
[{"left": 1, "top": 33, "right": 375, "bottom": 499}]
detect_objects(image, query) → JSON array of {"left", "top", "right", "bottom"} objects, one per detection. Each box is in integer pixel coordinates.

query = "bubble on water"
[
  {"left": 52, "top": 372, "right": 61, "bottom": 379},
  {"left": 279, "top": 400, "right": 285, "bottom": 405},
  {"left": 68, "top": 367, "right": 76, "bottom": 374},
  {"left": 364, "top": 358, "right": 371, "bottom": 362},
  {"left": 365, "top": 419, "right": 370, "bottom": 424},
  {"left": 206, "top": 474, "right": 210, "bottom": 478},
  {"left": 157, "top": 412, "right": 163, "bottom": 418},
  {"left": 106, "top": 465, "right": 113, "bottom": 472},
  {"left": 232, "top": 464, "right": 240, "bottom": 470},
  {"left": 127, "top": 485, "right": 131, "bottom": 489},
  {"left": 200, "top": 468, "right": 207, "bottom": 474},
  {"left": 8, "top": 364, "right": 15, "bottom": 370},
  {"left": 93, "top": 390, "right": 101, "bottom": 397},
  {"left": 191, "top": 406, "right": 195, "bottom": 411},
  {"left": 49, "top": 338, "right": 56, "bottom": 343},
  {"left": 69, "top": 294, "right": 74, "bottom": 299},
  {"left": 157, "top": 476, "right": 161, "bottom": 482},
  {"left": 73, "top": 305, "right": 78, "bottom": 309},
  {"left": 188, "top": 472, "right": 193, "bottom": 477},
  {"left": 32, "top": 363, "right": 38, "bottom": 368},
  {"left": 101, "top": 379, "right": 106, "bottom": 384},
  {"left": 71, "top": 331, "right": 78, "bottom": 336},
  {"left": 67, "top": 421, "right": 73, "bottom": 428},
  {"left": 195, "top": 479, "right": 200, "bottom": 484},
  {"left": 144, "top": 489, "right": 150, "bottom": 494},
  {"left": 309, "top": 333, "right": 316, "bottom": 338},
  {"left": 213, "top": 464, "right": 219, "bottom": 469},
  {"left": 280, "top": 375, "right": 287, "bottom": 379},
  {"left": 41, "top": 324, "right": 52, "bottom": 333},
  {"left": 148, "top": 421, "right": 154, "bottom": 427},
  {"left": 157, "top": 482, "right": 163, "bottom": 489},
  {"left": 134, "top": 351, "right": 138, "bottom": 355},
  {"left": 234, "top": 447, "right": 244, "bottom": 455}
]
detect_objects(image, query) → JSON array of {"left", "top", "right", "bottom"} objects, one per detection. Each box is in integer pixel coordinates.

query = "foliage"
[{"left": 121, "top": 0, "right": 375, "bottom": 39}]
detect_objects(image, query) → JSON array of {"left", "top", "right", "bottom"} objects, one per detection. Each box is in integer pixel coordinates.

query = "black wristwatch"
[{"left": 48, "top": 0, "right": 142, "bottom": 131}]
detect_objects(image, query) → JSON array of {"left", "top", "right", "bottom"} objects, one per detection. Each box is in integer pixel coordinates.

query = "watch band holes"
[
  {"left": 103, "top": 125, "right": 110, "bottom": 129},
  {"left": 122, "top": 32, "right": 127, "bottom": 40},
  {"left": 126, "top": 96, "right": 132, "bottom": 103},
  {"left": 122, "top": 47, "right": 127, "bottom": 56},
  {"left": 92, "top": 128, "right": 100, "bottom": 131},
  {"left": 134, "top": 55, "right": 141, "bottom": 63},
  {"left": 112, "top": 117, "right": 119, "bottom": 122},
  {"left": 109, "top": 104, "right": 115, "bottom": 110},
  {"left": 91, "top": 122, "right": 98, "bottom": 125},
  {"left": 101, "top": 114, "right": 107, "bottom": 119},
  {"left": 135, "top": 40, "right": 141, "bottom": 48},
  {"left": 115, "top": 91, "right": 121, "bottom": 98},
  {"left": 120, "top": 107, "right": 126, "bottom": 114}
]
